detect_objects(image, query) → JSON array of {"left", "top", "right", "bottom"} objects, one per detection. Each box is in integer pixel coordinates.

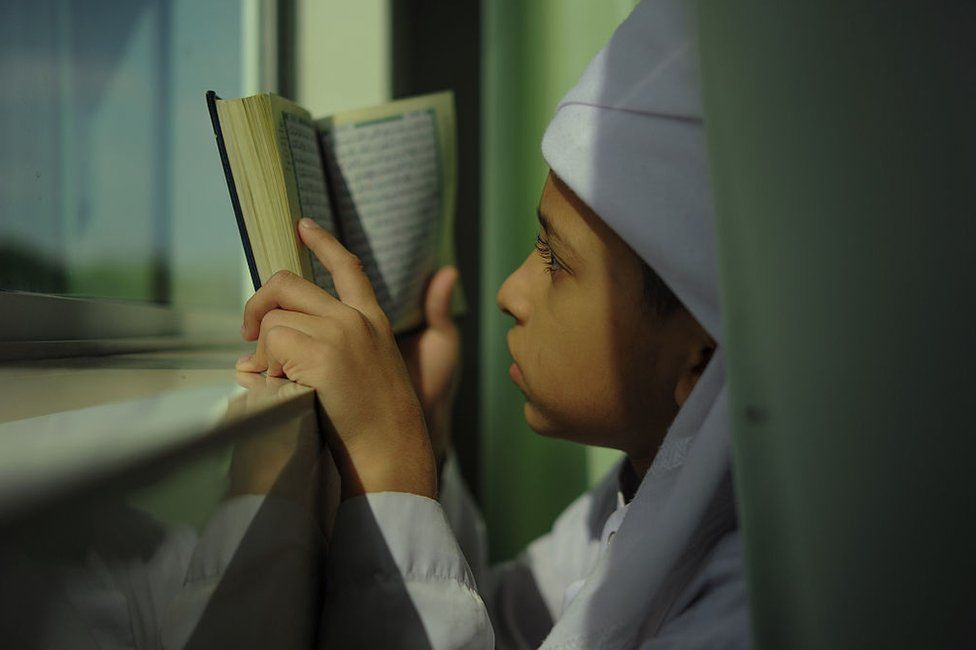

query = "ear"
[{"left": 674, "top": 326, "right": 716, "bottom": 408}]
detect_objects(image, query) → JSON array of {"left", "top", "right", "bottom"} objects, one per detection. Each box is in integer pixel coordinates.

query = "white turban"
[
  {"left": 540, "top": 0, "right": 740, "bottom": 646},
  {"left": 541, "top": 0, "right": 719, "bottom": 340}
]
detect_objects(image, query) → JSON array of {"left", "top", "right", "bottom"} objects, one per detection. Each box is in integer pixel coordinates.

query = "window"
[{"left": 0, "top": 0, "right": 262, "bottom": 328}]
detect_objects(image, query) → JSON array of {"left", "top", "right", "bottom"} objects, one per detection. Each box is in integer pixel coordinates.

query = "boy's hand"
[
  {"left": 397, "top": 266, "right": 460, "bottom": 468},
  {"left": 236, "top": 218, "right": 436, "bottom": 500}
]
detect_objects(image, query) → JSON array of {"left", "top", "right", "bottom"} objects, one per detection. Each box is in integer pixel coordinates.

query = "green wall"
[{"left": 479, "top": 0, "right": 636, "bottom": 561}]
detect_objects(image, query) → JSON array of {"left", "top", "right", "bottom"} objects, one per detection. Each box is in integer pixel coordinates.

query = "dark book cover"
[{"left": 206, "top": 90, "right": 262, "bottom": 291}]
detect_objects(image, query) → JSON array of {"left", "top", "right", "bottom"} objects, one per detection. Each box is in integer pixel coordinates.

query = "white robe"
[
  {"left": 1, "top": 449, "right": 747, "bottom": 647},
  {"left": 0, "top": 495, "right": 319, "bottom": 649},
  {"left": 321, "top": 454, "right": 750, "bottom": 648}
]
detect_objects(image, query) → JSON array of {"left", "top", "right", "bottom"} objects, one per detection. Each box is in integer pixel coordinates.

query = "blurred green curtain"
[
  {"left": 479, "top": 0, "right": 637, "bottom": 561},
  {"left": 698, "top": 2, "right": 976, "bottom": 648}
]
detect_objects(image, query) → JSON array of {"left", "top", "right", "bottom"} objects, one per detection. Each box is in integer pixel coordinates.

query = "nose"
[{"left": 496, "top": 253, "right": 533, "bottom": 324}]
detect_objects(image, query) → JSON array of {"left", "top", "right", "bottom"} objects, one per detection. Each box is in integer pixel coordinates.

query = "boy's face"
[{"left": 496, "top": 172, "right": 709, "bottom": 463}]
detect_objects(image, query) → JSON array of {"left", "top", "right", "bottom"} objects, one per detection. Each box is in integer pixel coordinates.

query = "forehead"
[{"left": 539, "top": 172, "right": 625, "bottom": 256}]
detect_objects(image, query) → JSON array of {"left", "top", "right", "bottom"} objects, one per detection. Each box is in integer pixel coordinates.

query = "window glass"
[{"left": 1, "top": 0, "right": 246, "bottom": 309}]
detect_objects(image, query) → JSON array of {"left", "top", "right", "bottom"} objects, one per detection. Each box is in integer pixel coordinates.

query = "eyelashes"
[{"left": 535, "top": 233, "right": 563, "bottom": 275}]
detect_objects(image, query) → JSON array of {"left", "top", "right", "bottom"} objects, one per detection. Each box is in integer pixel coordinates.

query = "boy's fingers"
[
  {"left": 237, "top": 310, "right": 322, "bottom": 374},
  {"left": 242, "top": 270, "right": 339, "bottom": 340},
  {"left": 425, "top": 266, "right": 458, "bottom": 331},
  {"left": 236, "top": 350, "right": 265, "bottom": 373},
  {"left": 263, "top": 325, "right": 314, "bottom": 380},
  {"left": 298, "top": 218, "right": 382, "bottom": 319},
  {"left": 234, "top": 369, "right": 265, "bottom": 391},
  {"left": 266, "top": 355, "right": 285, "bottom": 378}
]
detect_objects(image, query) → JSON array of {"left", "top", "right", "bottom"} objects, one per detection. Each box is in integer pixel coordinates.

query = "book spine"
[{"left": 206, "top": 90, "right": 262, "bottom": 291}]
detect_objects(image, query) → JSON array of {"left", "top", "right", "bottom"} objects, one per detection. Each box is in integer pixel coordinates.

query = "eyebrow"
[{"left": 537, "top": 208, "right": 574, "bottom": 252}]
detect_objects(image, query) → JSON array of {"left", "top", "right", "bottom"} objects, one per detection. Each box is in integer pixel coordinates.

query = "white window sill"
[{"left": 0, "top": 348, "right": 317, "bottom": 525}]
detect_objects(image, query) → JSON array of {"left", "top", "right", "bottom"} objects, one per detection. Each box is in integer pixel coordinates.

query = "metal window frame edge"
[{"left": 0, "top": 291, "right": 247, "bottom": 361}]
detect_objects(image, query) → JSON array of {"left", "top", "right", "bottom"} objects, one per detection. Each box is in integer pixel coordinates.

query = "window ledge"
[
  {"left": 0, "top": 348, "right": 317, "bottom": 526},
  {"left": 0, "top": 291, "right": 248, "bottom": 361}
]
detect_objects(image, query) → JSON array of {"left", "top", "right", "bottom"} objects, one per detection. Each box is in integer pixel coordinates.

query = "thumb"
[{"left": 425, "top": 266, "right": 459, "bottom": 331}]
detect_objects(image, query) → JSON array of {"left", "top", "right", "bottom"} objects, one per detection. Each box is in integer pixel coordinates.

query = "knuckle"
[
  {"left": 267, "top": 270, "right": 294, "bottom": 287},
  {"left": 351, "top": 308, "right": 372, "bottom": 330},
  {"left": 264, "top": 324, "right": 289, "bottom": 348},
  {"left": 335, "top": 305, "right": 364, "bottom": 331},
  {"left": 260, "top": 309, "right": 281, "bottom": 330},
  {"left": 353, "top": 309, "right": 382, "bottom": 339},
  {"left": 343, "top": 253, "right": 364, "bottom": 273},
  {"left": 372, "top": 312, "right": 393, "bottom": 336},
  {"left": 243, "top": 293, "right": 258, "bottom": 316}
]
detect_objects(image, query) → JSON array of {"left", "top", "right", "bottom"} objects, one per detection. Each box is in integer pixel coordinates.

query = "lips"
[
  {"left": 506, "top": 331, "right": 526, "bottom": 389},
  {"left": 509, "top": 360, "right": 524, "bottom": 385}
]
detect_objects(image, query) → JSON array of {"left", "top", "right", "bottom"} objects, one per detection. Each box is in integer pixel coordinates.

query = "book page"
[
  {"left": 317, "top": 92, "right": 456, "bottom": 331},
  {"left": 273, "top": 99, "right": 338, "bottom": 294},
  {"left": 215, "top": 94, "right": 308, "bottom": 286}
]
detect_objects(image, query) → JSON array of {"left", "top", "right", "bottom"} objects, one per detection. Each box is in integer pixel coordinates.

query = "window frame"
[{"left": 0, "top": 0, "right": 294, "bottom": 361}]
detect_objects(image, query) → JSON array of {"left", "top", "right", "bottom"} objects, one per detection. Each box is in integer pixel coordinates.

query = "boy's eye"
[{"left": 535, "top": 233, "right": 563, "bottom": 275}]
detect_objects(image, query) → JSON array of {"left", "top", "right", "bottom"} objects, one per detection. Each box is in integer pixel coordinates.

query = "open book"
[{"left": 207, "top": 90, "right": 461, "bottom": 333}]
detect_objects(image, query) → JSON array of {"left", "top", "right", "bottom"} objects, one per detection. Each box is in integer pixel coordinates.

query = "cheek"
[{"left": 522, "top": 291, "right": 634, "bottom": 436}]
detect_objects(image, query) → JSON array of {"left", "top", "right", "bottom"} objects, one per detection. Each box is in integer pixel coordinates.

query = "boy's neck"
[
  {"left": 620, "top": 456, "right": 646, "bottom": 504},
  {"left": 628, "top": 455, "right": 652, "bottom": 480}
]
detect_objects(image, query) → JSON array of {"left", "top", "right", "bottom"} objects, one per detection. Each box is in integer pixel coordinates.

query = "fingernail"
[
  {"left": 236, "top": 353, "right": 252, "bottom": 366},
  {"left": 300, "top": 217, "right": 318, "bottom": 229}
]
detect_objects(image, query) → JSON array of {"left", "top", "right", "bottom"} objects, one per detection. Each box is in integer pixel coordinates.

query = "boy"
[{"left": 237, "top": 0, "right": 748, "bottom": 646}]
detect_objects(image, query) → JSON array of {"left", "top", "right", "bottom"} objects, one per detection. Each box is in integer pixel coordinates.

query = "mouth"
[
  {"left": 506, "top": 332, "right": 526, "bottom": 389},
  {"left": 508, "top": 360, "right": 524, "bottom": 385}
]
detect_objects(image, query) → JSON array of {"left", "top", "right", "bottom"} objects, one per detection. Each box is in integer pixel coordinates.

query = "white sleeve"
[
  {"left": 438, "top": 452, "right": 489, "bottom": 586},
  {"left": 324, "top": 458, "right": 618, "bottom": 649},
  {"left": 157, "top": 496, "right": 265, "bottom": 649},
  {"left": 322, "top": 492, "right": 494, "bottom": 649},
  {"left": 161, "top": 494, "right": 319, "bottom": 649},
  {"left": 439, "top": 453, "right": 616, "bottom": 649}
]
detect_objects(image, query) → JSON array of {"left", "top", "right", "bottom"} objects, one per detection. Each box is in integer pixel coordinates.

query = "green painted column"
[
  {"left": 479, "top": 0, "right": 636, "bottom": 561},
  {"left": 698, "top": 2, "right": 976, "bottom": 647}
]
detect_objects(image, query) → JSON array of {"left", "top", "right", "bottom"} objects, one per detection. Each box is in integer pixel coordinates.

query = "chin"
[
  {"left": 523, "top": 401, "right": 630, "bottom": 450},
  {"left": 523, "top": 401, "right": 559, "bottom": 437},
  {"left": 523, "top": 401, "right": 585, "bottom": 443}
]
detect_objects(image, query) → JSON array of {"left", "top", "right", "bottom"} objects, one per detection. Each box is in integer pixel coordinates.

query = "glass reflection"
[
  {"left": 0, "top": 0, "right": 246, "bottom": 309},
  {"left": 0, "top": 373, "right": 335, "bottom": 648}
]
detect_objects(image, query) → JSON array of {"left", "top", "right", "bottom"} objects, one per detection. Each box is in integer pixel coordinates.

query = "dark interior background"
[{"left": 391, "top": 2, "right": 483, "bottom": 499}]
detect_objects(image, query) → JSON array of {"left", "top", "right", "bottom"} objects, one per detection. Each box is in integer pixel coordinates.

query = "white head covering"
[{"left": 540, "top": 0, "right": 738, "bottom": 646}]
